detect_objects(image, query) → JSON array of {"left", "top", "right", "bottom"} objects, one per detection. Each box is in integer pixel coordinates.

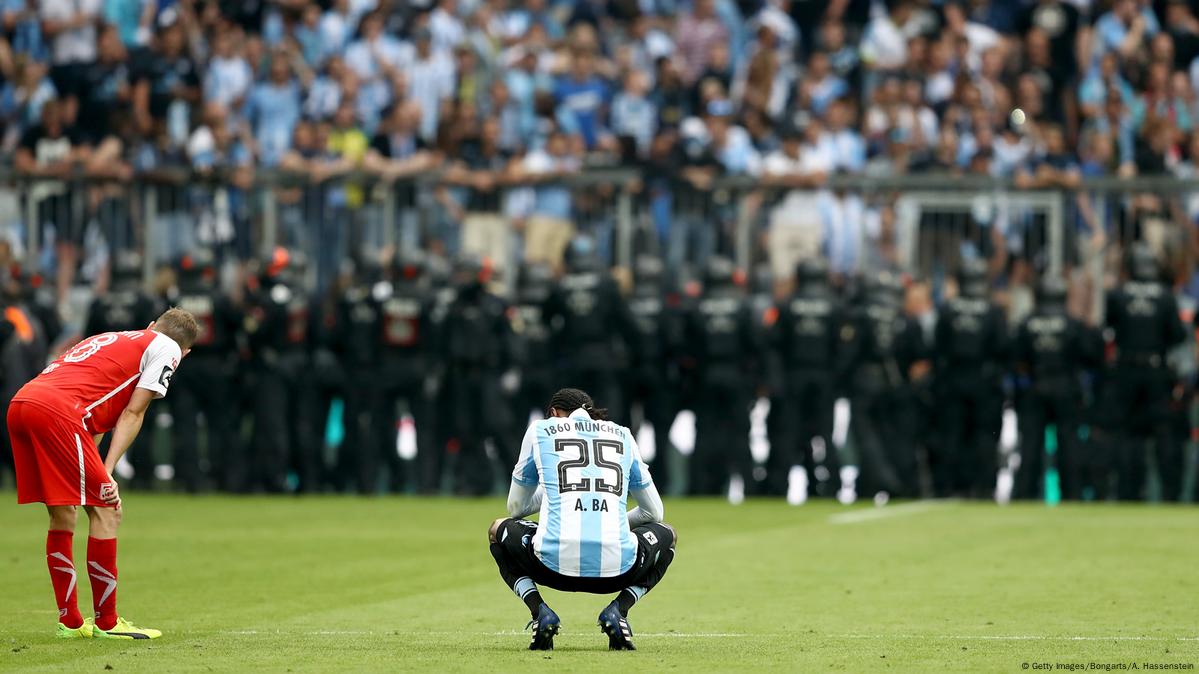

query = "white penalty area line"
[
  {"left": 835, "top": 634, "right": 1199, "bottom": 643},
  {"left": 827, "top": 499, "right": 961, "bottom": 525}
]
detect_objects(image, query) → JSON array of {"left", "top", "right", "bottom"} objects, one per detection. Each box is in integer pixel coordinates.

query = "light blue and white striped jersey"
[{"left": 512, "top": 408, "right": 653, "bottom": 578}]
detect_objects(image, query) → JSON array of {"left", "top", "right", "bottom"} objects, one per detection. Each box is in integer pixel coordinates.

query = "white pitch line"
[
  {"left": 828, "top": 499, "right": 960, "bottom": 525},
  {"left": 218, "top": 630, "right": 1197, "bottom": 642},
  {"left": 835, "top": 634, "right": 1199, "bottom": 642},
  {"left": 220, "top": 630, "right": 747, "bottom": 638}
]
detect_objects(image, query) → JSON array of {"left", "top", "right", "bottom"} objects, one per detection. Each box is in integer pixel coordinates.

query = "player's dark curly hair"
[{"left": 546, "top": 388, "right": 608, "bottom": 420}]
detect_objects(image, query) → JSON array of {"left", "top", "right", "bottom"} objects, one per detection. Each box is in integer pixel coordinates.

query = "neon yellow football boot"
[
  {"left": 55, "top": 618, "right": 92, "bottom": 639},
  {"left": 90, "top": 617, "right": 162, "bottom": 640}
]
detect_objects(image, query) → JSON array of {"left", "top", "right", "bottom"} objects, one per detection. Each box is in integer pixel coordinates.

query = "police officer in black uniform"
[
  {"left": 1104, "top": 244, "right": 1187, "bottom": 501},
  {"left": 769, "top": 258, "right": 845, "bottom": 499},
  {"left": 371, "top": 249, "right": 435, "bottom": 493},
  {"left": 624, "top": 255, "right": 684, "bottom": 494},
  {"left": 85, "top": 251, "right": 163, "bottom": 489},
  {"left": 543, "top": 236, "right": 633, "bottom": 423},
  {"left": 244, "top": 249, "right": 320, "bottom": 492},
  {"left": 749, "top": 264, "right": 784, "bottom": 497},
  {"left": 0, "top": 277, "right": 49, "bottom": 489},
  {"left": 934, "top": 259, "right": 1008, "bottom": 498},
  {"left": 423, "top": 253, "right": 457, "bottom": 492},
  {"left": 1012, "top": 276, "right": 1097, "bottom": 500},
  {"left": 847, "top": 271, "right": 921, "bottom": 499},
  {"left": 168, "top": 249, "right": 243, "bottom": 492},
  {"left": 85, "top": 251, "right": 162, "bottom": 336},
  {"left": 685, "top": 256, "right": 760, "bottom": 495},
  {"left": 441, "top": 256, "right": 513, "bottom": 494},
  {"left": 333, "top": 257, "right": 384, "bottom": 493}
]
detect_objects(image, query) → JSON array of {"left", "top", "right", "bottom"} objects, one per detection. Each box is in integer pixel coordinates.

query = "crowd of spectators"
[{"left": 2, "top": 0, "right": 1199, "bottom": 305}]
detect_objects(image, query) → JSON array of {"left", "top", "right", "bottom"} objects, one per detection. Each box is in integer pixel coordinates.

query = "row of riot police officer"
[
  {"left": 85, "top": 246, "right": 521, "bottom": 495},
  {"left": 78, "top": 238, "right": 1193, "bottom": 501},
  {"left": 659, "top": 241, "right": 1190, "bottom": 503}
]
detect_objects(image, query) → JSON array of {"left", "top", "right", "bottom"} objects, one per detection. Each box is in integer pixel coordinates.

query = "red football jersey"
[{"left": 13, "top": 329, "right": 182, "bottom": 434}]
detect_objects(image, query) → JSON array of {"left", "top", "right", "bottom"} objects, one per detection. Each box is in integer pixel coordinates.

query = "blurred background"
[{"left": 0, "top": 0, "right": 1195, "bottom": 503}]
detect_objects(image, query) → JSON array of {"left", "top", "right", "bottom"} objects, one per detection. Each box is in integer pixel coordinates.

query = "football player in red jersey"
[{"left": 8, "top": 308, "right": 199, "bottom": 640}]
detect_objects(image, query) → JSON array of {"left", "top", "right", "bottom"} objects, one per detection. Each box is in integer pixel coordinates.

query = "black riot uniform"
[
  {"left": 1104, "top": 244, "right": 1187, "bottom": 501},
  {"left": 543, "top": 238, "right": 633, "bottom": 423},
  {"left": 1012, "top": 277, "right": 1098, "bottom": 500},
  {"left": 933, "top": 259, "right": 1008, "bottom": 498},
  {"left": 244, "top": 250, "right": 321, "bottom": 493},
  {"left": 333, "top": 258, "right": 385, "bottom": 493},
  {"left": 685, "top": 256, "right": 760, "bottom": 495},
  {"left": 0, "top": 280, "right": 49, "bottom": 486},
  {"left": 769, "top": 259, "right": 845, "bottom": 498},
  {"left": 168, "top": 250, "right": 243, "bottom": 492},
  {"left": 749, "top": 264, "right": 784, "bottom": 497},
  {"left": 441, "top": 257, "right": 514, "bottom": 495},
  {"left": 85, "top": 252, "right": 162, "bottom": 335},
  {"left": 423, "top": 254, "right": 457, "bottom": 493},
  {"left": 623, "top": 256, "right": 684, "bottom": 494},
  {"left": 85, "top": 252, "right": 163, "bottom": 488},
  {"left": 371, "top": 250, "right": 435, "bottom": 493},
  {"left": 846, "top": 271, "right": 922, "bottom": 499},
  {"left": 509, "top": 263, "right": 556, "bottom": 445}
]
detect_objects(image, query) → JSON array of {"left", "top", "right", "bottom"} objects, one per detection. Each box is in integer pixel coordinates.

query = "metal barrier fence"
[{"left": 1, "top": 170, "right": 1195, "bottom": 306}]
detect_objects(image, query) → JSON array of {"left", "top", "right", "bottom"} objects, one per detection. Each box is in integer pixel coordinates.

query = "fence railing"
[{"left": 1, "top": 169, "right": 1195, "bottom": 314}]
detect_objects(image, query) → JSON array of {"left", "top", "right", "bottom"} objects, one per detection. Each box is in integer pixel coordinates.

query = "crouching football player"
[
  {"left": 8, "top": 308, "right": 198, "bottom": 639},
  {"left": 488, "top": 388, "right": 676, "bottom": 651}
]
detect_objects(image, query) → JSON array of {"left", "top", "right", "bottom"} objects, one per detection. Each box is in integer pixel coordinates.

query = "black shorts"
[{"left": 494, "top": 518, "right": 675, "bottom": 594}]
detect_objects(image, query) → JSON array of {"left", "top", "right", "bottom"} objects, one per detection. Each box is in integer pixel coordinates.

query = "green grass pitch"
[{"left": 1, "top": 495, "right": 1196, "bottom": 672}]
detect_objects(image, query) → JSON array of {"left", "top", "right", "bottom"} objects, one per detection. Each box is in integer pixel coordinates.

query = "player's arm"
[
  {"left": 627, "top": 483, "right": 664, "bottom": 527},
  {"left": 507, "top": 424, "right": 541, "bottom": 518},
  {"left": 625, "top": 433, "right": 663, "bottom": 527},
  {"left": 507, "top": 482, "right": 544, "bottom": 519},
  {"left": 103, "top": 388, "right": 154, "bottom": 475}
]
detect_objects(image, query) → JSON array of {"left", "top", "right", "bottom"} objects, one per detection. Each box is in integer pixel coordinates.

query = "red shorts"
[{"left": 8, "top": 400, "right": 115, "bottom": 507}]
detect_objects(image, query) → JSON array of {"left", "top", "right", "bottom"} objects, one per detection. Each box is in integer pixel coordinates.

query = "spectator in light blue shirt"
[
  {"left": 3, "top": 0, "right": 46, "bottom": 59},
  {"left": 504, "top": 50, "right": 541, "bottom": 145},
  {"left": 486, "top": 79, "right": 525, "bottom": 153},
  {"left": 293, "top": 3, "right": 325, "bottom": 67},
  {"left": 104, "top": 0, "right": 149, "bottom": 48},
  {"left": 1079, "top": 52, "right": 1134, "bottom": 116},
  {"left": 526, "top": 132, "right": 577, "bottom": 221},
  {"left": 304, "top": 56, "right": 344, "bottom": 121},
  {"left": 320, "top": 0, "right": 355, "bottom": 64},
  {"left": 820, "top": 98, "right": 866, "bottom": 173},
  {"left": 610, "top": 70, "right": 656, "bottom": 157},
  {"left": 502, "top": 0, "right": 564, "bottom": 43},
  {"left": 1094, "top": 0, "right": 1158, "bottom": 61},
  {"left": 244, "top": 54, "right": 302, "bottom": 167},
  {"left": 806, "top": 51, "right": 847, "bottom": 117}
]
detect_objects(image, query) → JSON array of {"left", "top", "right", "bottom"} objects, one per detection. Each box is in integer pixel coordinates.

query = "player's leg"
[
  {"left": 8, "top": 401, "right": 88, "bottom": 636},
  {"left": 45, "top": 505, "right": 88, "bottom": 636},
  {"left": 82, "top": 505, "right": 160, "bottom": 640},
  {"left": 488, "top": 518, "right": 547, "bottom": 617},
  {"left": 487, "top": 518, "right": 560, "bottom": 650},
  {"left": 599, "top": 522, "right": 678, "bottom": 651},
  {"left": 615, "top": 522, "right": 677, "bottom": 616}
]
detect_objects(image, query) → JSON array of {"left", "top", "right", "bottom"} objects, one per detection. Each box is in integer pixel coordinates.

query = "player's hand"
[{"left": 101, "top": 477, "right": 121, "bottom": 507}]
